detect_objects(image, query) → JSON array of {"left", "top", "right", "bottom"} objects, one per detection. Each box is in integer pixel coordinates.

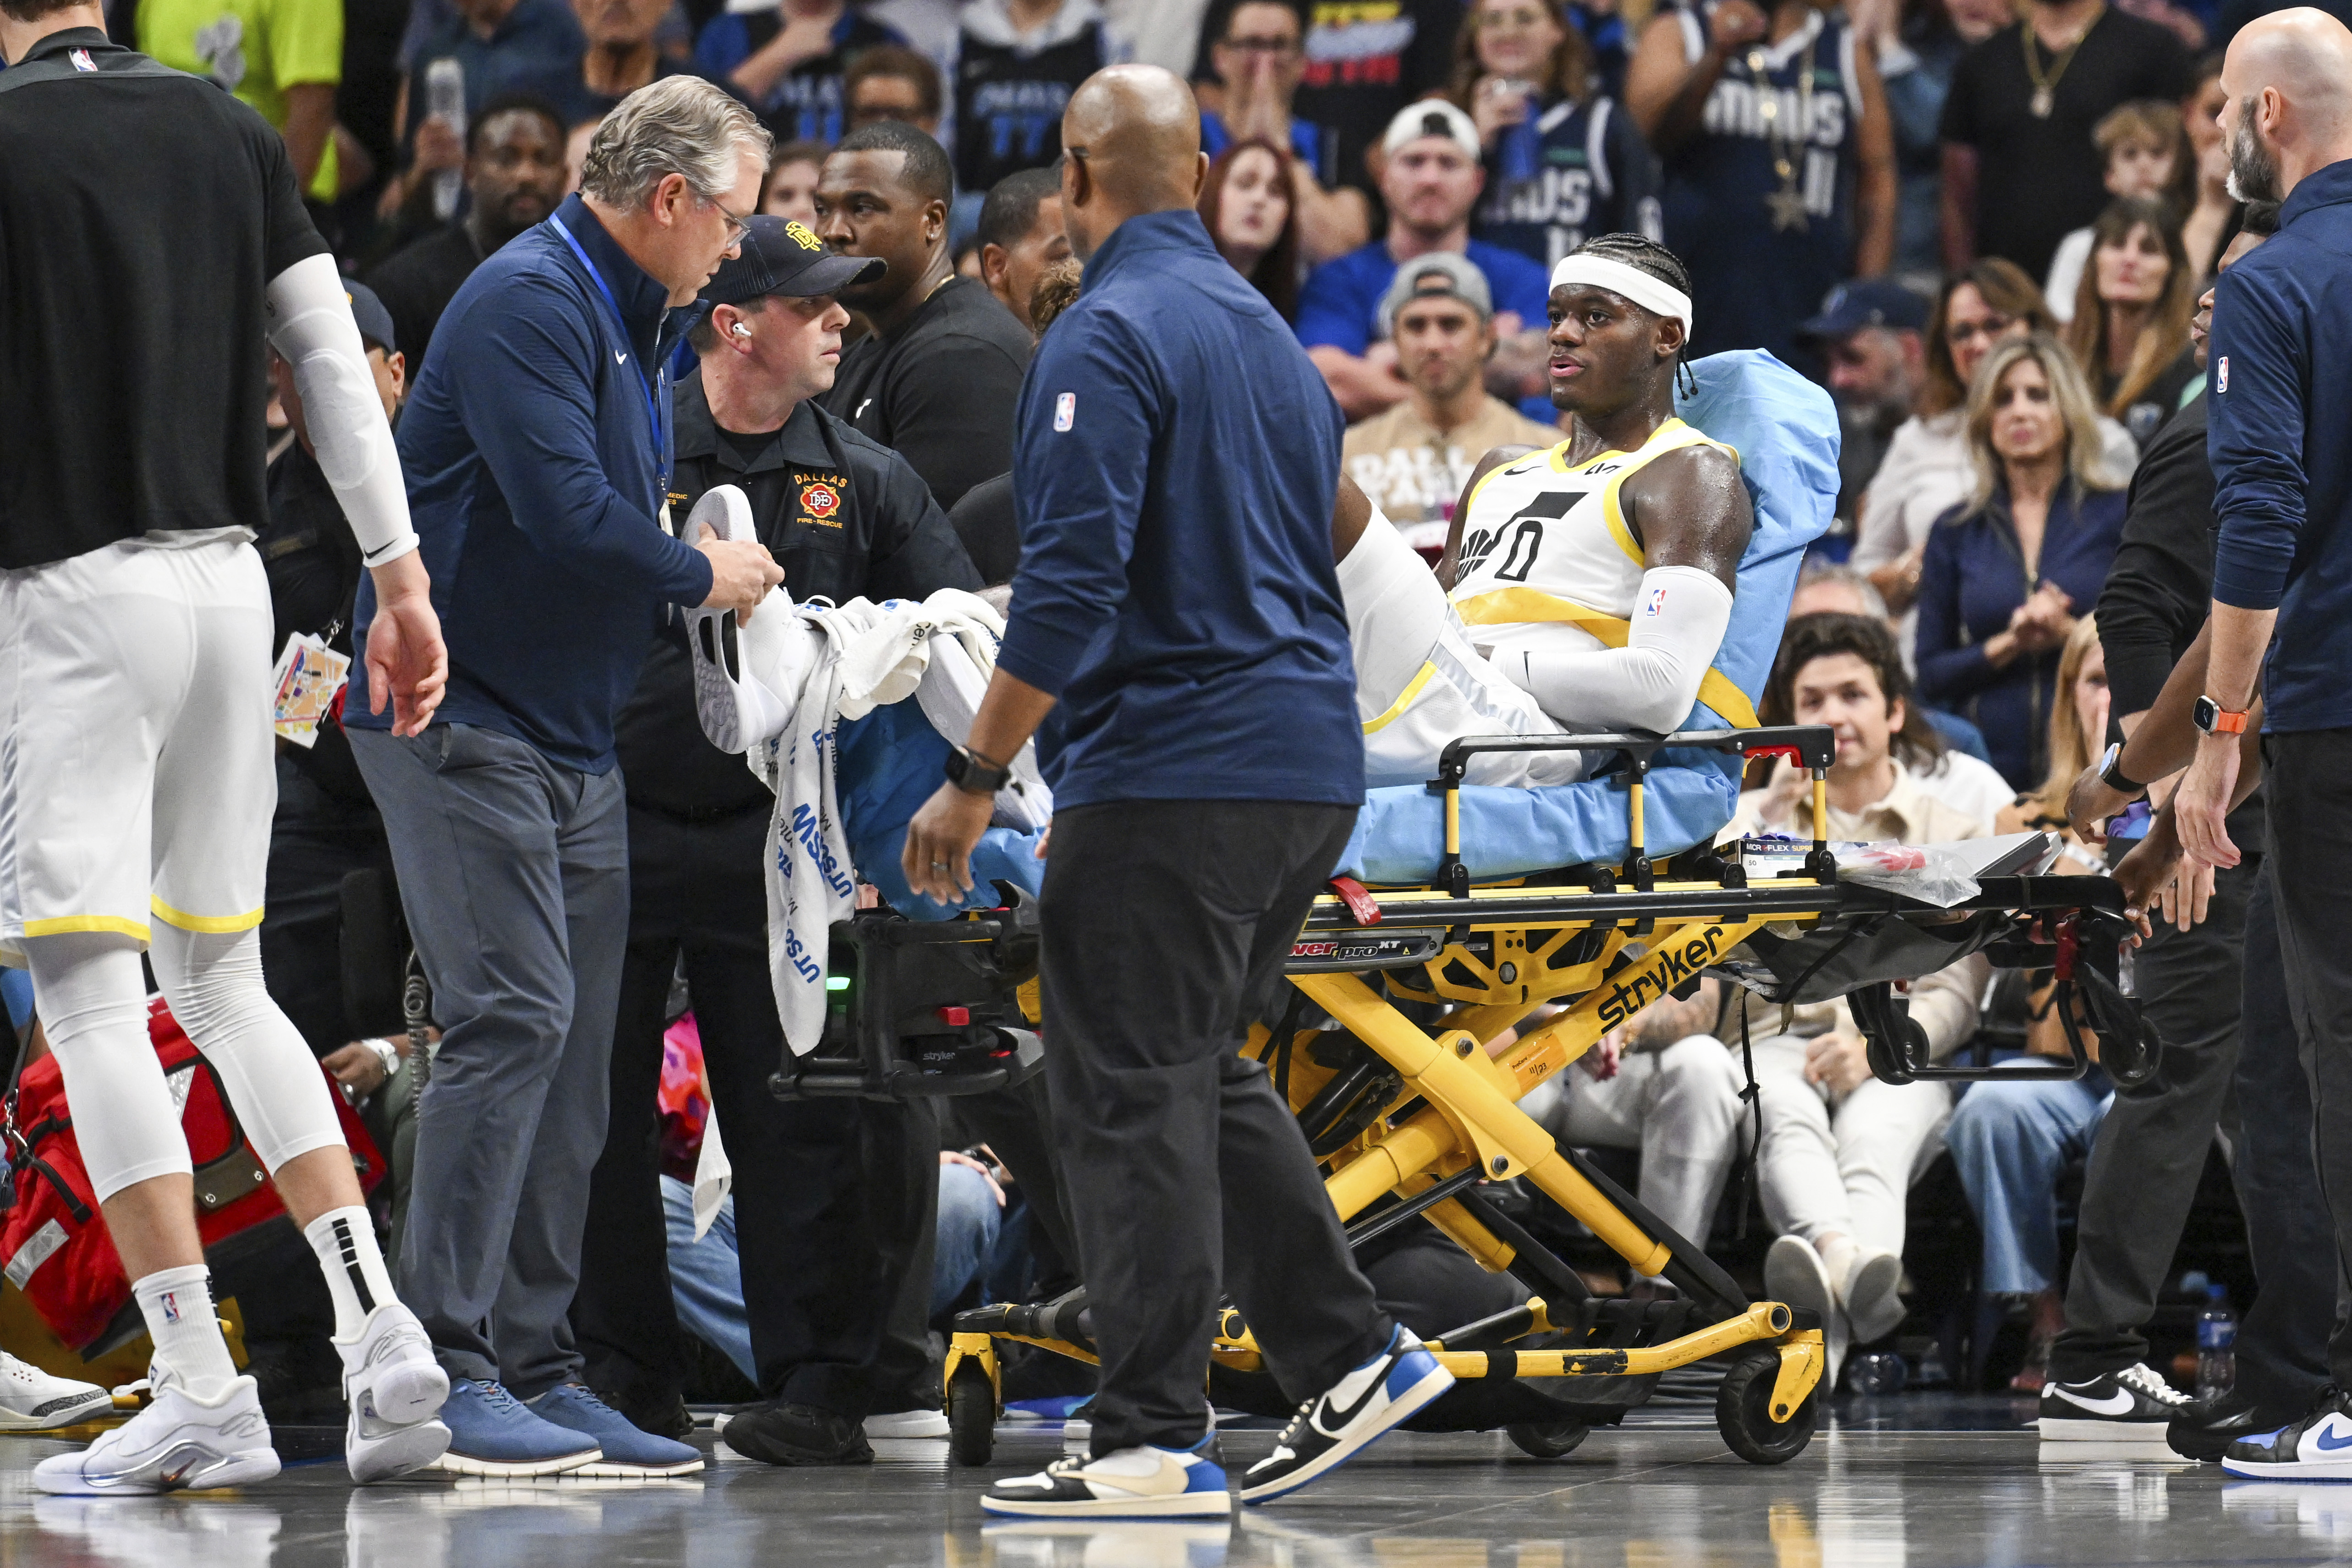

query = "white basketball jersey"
[{"left": 1449, "top": 418, "right": 1737, "bottom": 667}]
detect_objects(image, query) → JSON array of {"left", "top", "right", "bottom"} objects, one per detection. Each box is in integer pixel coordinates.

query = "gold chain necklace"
[
  {"left": 1751, "top": 20, "right": 1820, "bottom": 235},
  {"left": 2022, "top": 2, "right": 2103, "bottom": 119}
]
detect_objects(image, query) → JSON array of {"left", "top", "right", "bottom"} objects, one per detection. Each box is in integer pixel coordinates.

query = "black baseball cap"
[
  {"left": 1797, "top": 279, "right": 1929, "bottom": 338},
  {"left": 701, "top": 215, "right": 885, "bottom": 307},
  {"left": 345, "top": 281, "right": 398, "bottom": 357}
]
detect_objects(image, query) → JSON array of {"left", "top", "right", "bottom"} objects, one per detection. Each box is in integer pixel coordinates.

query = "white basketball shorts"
[
  {"left": 0, "top": 532, "right": 277, "bottom": 967},
  {"left": 1336, "top": 517, "right": 1589, "bottom": 789}
]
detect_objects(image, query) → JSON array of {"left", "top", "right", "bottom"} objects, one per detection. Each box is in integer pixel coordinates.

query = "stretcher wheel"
[
  {"left": 1863, "top": 1019, "right": 1921, "bottom": 1086},
  {"left": 1714, "top": 1349, "right": 1817, "bottom": 1465},
  {"left": 1506, "top": 1420, "right": 1589, "bottom": 1458},
  {"left": 948, "top": 1361, "right": 995, "bottom": 1467}
]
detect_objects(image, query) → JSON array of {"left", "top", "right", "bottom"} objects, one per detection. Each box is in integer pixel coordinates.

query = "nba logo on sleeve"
[
  {"left": 2217, "top": 356, "right": 2229, "bottom": 394},
  {"left": 1053, "top": 393, "right": 1076, "bottom": 432},
  {"left": 1644, "top": 585, "right": 1667, "bottom": 618}
]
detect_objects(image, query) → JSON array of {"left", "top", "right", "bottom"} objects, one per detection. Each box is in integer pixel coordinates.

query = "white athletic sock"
[
  {"left": 134, "top": 1265, "right": 239, "bottom": 1401},
  {"left": 302, "top": 1206, "right": 396, "bottom": 1342}
]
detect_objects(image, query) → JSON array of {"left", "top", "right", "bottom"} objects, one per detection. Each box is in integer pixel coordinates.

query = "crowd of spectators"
[{"left": 4, "top": 0, "right": 2317, "bottom": 1428}]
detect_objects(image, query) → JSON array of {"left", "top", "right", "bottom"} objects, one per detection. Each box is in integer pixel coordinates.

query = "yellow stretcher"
[{"left": 786, "top": 725, "right": 2156, "bottom": 1469}]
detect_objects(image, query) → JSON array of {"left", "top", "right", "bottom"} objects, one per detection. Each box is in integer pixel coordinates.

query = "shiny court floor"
[{"left": 6, "top": 1395, "right": 2346, "bottom": 1567}]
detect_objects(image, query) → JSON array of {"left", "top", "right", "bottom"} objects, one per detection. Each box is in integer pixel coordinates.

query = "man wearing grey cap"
[
  {"left": 574, "top": 212, "right": 982, "bottom": 1467},
  {"left": 1342, "top": 254, "right": 1560, "bottom": 546}
]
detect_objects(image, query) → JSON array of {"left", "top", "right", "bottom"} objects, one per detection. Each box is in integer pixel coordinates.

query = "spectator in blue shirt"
[
  {"left": 1915, "top": 334, "right": 2129, "bottom": 788},
  {"left": 2171, "top": 15, "right": 2352, "bottom": 1475},
  {"left": 1296, "top": 98, "right": 1555, "bottom": 422},
  {"left": 693, "top": 0, "right": 904, "bottom": 143},
  {"left": 345, "top": 79, "right": 782, "bottom": 1480},
  {"left": 904, "top": 64, "right": 1437, "bottom": 1520},
  {"left": 1197, "top": 0, "right": 1372, "bottom": 264}
]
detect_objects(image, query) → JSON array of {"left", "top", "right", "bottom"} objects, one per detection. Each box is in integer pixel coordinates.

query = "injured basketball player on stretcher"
[{"left": 1334, "top": 236, "right": 1764, "bottom": 789}]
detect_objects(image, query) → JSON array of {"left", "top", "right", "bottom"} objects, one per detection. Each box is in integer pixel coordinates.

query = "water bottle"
[
  {"left": 1846, "top": 1350, "right": 1905, "bottom": 1395},
  {"left": 2196, "top": 1283, "right": 2237, "bottom": 1401},
  {"left": 425, "top": 57, "right": 466, "bottom": 221}
]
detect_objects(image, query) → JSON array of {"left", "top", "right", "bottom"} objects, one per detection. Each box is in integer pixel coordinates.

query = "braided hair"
[{"left": 1566, "top": 232, "right": 1697, "bottom": 395}]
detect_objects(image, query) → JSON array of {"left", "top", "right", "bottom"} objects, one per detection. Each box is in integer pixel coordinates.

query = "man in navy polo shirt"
[
  {"left": 346, "top": 76, "right": 782, "bottom": 1480},
  {"left": 904, "top": 63, "right": 1452, "bottom": 1522}
]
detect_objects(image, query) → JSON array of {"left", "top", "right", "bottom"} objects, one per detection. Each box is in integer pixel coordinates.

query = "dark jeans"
[
  {"left": 258, "top": 751, "right": 392, "bottom": 1056},
  {"left": 348, "top": 723, "right": 628, "bottom": 1395},
  {"left": 2229, "top": 863, "right": 2334, "bottom": 1409},
  {"left": 2265, "top": 729, "right": 2352, "bottom": 1389},
  {"left": 2052, "top": 848, "right": 2256, "bottom": 1383},
  {"left": 1040, "top": 799, "right": 1393, "bottom": 1455},
  {"left": 570, "top": 801, "right": 930, "bottom": 1420}
]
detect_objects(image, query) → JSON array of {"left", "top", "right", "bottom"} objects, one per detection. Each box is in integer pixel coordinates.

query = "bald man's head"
[
  {"left": 1059, "top": 64, "right": 1211, "bottom": 260},
  {"left": 2221, "top": 7, "right": 2352, "bottom": 200}
]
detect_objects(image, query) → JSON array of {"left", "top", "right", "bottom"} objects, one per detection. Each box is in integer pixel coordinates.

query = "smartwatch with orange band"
[{"left": 2193, "top": 696, "right": 2252, "bottom": 736}]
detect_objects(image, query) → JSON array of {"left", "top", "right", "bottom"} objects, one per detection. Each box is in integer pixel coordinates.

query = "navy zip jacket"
[
  {"left": 1915, "top": 482, "right": 2127, "bottom": 789},
  {"left": 2209, "top": 158, "right": 2352, "bottom": 734},
  {"left": 349, "top": 193, "right": 714, "bottom": 772},
  {"left": 996, "top": 208, "right": 1362, "bottom": 810}
]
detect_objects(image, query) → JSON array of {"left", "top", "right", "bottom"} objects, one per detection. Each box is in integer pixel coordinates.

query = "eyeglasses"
[
  {"left": 1945, "top": 313, "right": 2016, "bottom": 345},
  {"left": 708, "top": 195, "right": 751, "bottom": 246}
]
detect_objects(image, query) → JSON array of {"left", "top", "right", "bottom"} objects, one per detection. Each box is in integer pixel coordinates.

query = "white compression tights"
[{"left": 21, "top": 928, "right": 350, "bottom": 1203}]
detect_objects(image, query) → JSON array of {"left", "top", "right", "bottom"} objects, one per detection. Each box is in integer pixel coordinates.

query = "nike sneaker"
[
  {"left": 0, "top": 1353, "right": 111, "bottom": 1431},
  {"left": 2171, "top": 1388, "right": 2310, "bottom": 1462},
  {"left": 336, "top": 1302, "right": 451, "bottom": 1483},
  {"left": 682, "top": 485, "right": 799, "bottom": 752},
  {"left": 33, "top": 1370, "right": 279, "bottom": 1495},
  {"left": 983, "top": 1440, "right": 1231, "bottom": 1519},
  {"left": 2223, "top": 1386, "right": 2352, "bottom": 1480},
  {"left": 2037, "top": 1362, "right": 2191, "bottom": 1442},
  {"left": 1238, "top": 1326, "right": 1453, "bottom": 1503}
]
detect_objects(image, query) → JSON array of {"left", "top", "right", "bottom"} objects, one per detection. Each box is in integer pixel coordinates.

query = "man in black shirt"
[
  {"left": 0, "top": 1, "right": 449, "bottom": 1495},
  {"left": 1937, "top": 0, "right": 2194, "bottom": 282},
  {"left": 365, "top": 91, "right": 570, "bottom": 365},
  {"left": 2047, "top": 205, "right": 2333, "bottom": 1457},
  {"left": 816, "top": 120, "right": 1035, "bottom": 509},
  {"left": 572, "top": 216, "right": 981, "bottom": 1462}
]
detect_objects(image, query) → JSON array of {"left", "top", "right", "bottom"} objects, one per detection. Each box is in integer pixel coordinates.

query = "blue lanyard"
[{"left": 548, "top": 213, "right": 670, "bottom": 507}]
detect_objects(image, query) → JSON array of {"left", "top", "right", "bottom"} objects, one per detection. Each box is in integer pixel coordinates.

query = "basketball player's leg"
[
  {"left": 2, "top": 540, "right": 283, "bottom": 1493},
  {"left": 145, "top": 539, "right": 449, "bottom": 1482}
]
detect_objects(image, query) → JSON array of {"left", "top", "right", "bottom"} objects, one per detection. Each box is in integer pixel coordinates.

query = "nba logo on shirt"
[
  {"left": 69, "top": 48, "right": 96, "bottom": 70},
  {"left": 1644, "top": 585, "right": 1667, "bottom": 618},
  {"left": 1053, "top": 392, "right": 1076, "bottom": 433},
  {"left": 2217, "top": 356, "right": 2230, "bottom": 394}
]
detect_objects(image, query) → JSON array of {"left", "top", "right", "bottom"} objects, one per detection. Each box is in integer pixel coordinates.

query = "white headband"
[{"left": 1549, "top": 254, "right": 1693, "bottom": 335}]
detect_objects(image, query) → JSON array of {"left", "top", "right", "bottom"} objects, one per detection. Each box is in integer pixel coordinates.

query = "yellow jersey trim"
[
  {"left": 1362, "top": 663, "right": 1440, "bottom": 735},
  {"left": 1451, "top": 587, "right": 1762, "bottom": 729},
  {"left": 148, "top": 897, "right": 265, "bottom": 935},
  {"left": 21, "top": 915, "right": 153, "bottom": 943}
]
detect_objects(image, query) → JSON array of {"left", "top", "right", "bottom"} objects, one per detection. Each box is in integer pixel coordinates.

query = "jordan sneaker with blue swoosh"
[
  {"left": 2037, "top": 1361, "right": 2191, "bottom": 1442},
  {"left": 1239, "top": 1326, "right": 1454, "bottom": 1502},
  {"left": 2223, "top": 1387, "right": 2352, "bottom": 1479},
  {"left": 982, "top": 1439, "right": 1231, "bottom": 1519}
]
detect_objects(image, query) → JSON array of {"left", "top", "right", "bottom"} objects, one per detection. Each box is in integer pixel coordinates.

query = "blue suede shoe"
[
  {"left": 531, "top": 1383, "right": 704, "bottom": 1477},
  {"left": 435, "top": 1379, "right": 600, "bottom": 1478}
]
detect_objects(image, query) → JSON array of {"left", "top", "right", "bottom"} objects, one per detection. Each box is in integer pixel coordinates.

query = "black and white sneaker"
[
  {"left": 2037, "top": 1362, "right": 2191, "bottom": 1442},
  {"left": 2221, "top": 1385, "right": 2352, "bottom": 1480},
  {"left": 1238, "top": 1327, "right": 1453, "bottom": 1503},
  {"left": 983, "top": 1441, "right": 1231, "bottom": 1519}
]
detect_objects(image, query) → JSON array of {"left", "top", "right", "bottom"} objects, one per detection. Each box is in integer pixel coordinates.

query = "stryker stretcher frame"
[{"left": 783, "top": 724, "right": 2160, "bottom": 1468}]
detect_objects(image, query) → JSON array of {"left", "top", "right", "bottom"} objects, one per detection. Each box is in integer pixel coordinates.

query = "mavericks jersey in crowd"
[
  {"left": 1659, "top": 2, "right": 1864, "bottom": 362},
  {"left": 953, "top": 0, "right": 1121, "bottom": 195},
  {"left": 1475, "top": 94, "right": 1663, "bottom": 271}
]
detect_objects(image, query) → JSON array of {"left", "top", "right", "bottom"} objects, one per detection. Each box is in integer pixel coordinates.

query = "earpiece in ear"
[{"left": 731, "top": 323, "right": 752, "bottom": 339}]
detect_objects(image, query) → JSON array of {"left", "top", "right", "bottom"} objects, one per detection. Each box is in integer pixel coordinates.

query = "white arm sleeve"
[
  {"left": 1510, "top": 565, "right": 1736, "bottom": 734},
  {"left": 264, "top": 253, "right": 418, "bottom": 567}
]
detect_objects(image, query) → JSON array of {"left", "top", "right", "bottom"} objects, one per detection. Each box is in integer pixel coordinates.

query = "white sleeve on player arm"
[
  {"left": 264, "top": 253, "right": 419, "bottom": 567},
  {"left": 1508, "top": 565, "right": 1735, "bottom": 734}
]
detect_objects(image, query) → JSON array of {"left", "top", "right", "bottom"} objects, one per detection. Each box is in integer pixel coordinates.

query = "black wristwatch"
[
  {"left": 2098, "top": 741, "right": 2144, "bottom": 797},
  {"left": 944, "top": 746, "right": 1014, "bottom": 796}
]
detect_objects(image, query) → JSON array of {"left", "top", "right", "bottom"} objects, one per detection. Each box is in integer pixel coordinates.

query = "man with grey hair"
[{"left": 345, "top": 73, "right": 784, "bottom": 1479}]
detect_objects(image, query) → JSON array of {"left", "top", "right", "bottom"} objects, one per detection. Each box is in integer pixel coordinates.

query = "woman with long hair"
[
  {"left": 1450, "top": 0, "right": 1659, "bottom": 270},
  {"left": 1915, "top": 334, "right": 2130, "bottom": 788},
  {"left": 1198, "top": 137, "right": 1303, "bottom": 323},
  {"left": 1852, "top": 261, "right": 2135, "bottom": 633},
  {"left": 2179, "top": 55, "right": 2236, "bottom": 287},
  {"left": 2062, "top": 197, "right": 2199, "bottom": 448},
  {"left": 1999, "top": 615, "right": 2112, "bottom": 868}
]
